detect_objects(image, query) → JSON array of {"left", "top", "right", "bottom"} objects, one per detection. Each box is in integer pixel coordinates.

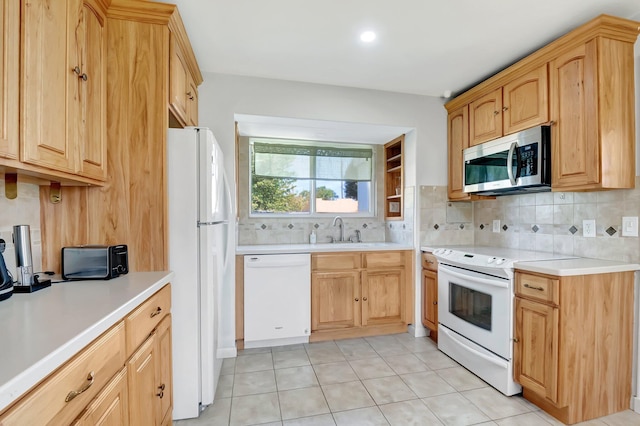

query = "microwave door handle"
[{"left": 506, "top": 142, "right": 518, "bottom": 185}]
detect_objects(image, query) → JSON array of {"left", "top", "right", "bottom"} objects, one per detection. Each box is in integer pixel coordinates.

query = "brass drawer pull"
[
  {"left": 150, "top": 306, "right": 162, "bottom": 318},
  {"left": 65, "top": 371, "right": 95, "bottom": 402},
  {"left": 524, "top": 283, "right": 544, "bottom": 291}
]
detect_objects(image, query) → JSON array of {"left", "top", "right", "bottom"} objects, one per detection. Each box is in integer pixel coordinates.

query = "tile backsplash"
[
  {"left": 420, "top": 178, "right": 640, "bottom": 263},
  {"left": 0, "top": 181, "right": 42, "bottom": 276}
]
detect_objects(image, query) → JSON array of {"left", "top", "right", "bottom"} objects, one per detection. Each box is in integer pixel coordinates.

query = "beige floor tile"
[
  {"left": 337, "top": 340, "right": 379, "bottom": 360},
  {"left": 282, "top": 414, "right": 336, "bottom": 425},
  {"left": 275, "top": 365, "right": 319, "bottom": 391},
  {"left": 305, "top": 341, "right": 339, "bottom": 350},
  {"left": 235, "top": 352, "right": 274, "bottom": 373},
  {"left": 274, "top": 349, "right": 311, "bottom": 369},
  {"left": 307, "top": 347, "right": 346, "bottom": 365},
  {"left": 415, "top": 350, "right": 458, "bottom": 370},
  {"left": 495, "top": 412, "right": 553, "bottom": 425},
  {"left": 229, "top": 392, "right": 281, "bottom": 426},
  {"left": 531, "top": 410, "right": 566, "bottom": 426},
  {"left": 422, "top": 393, "right": 490, "bottom": 426},
  {"left": 400, "top": 371, "right": 456, "bottom": 398},
  {"left": 362, "top": 376, "right": 418, "bottom": 405},
  {"left": 313, "top": 361, "right": 359, "bottom": 385},
  {"left": 383, "top": 353, "right": 428, "bottom": 374},
  {"left": 233, "top": 369, "right": 277, "bottom": 396},
  {"left": 461, "top": 387, "right": 531, "bottom": 420},
  {"left": 398, "top": 338, "right": 439, "bottom": 353},
  {"left": 349, "top": 357, "right": 396, "bottom": 380},
  {"left": 322, "top": 381, "right": 376, "bottom": 412},
  {"left": 279, "top": 387, "right": 330, "bottom": 420},
  {"left": 599, "top": 409, "right": 640, "bottom": 426},
  {"left": 178, "top": 397, "right": 231, "bottom": 426},
  {"left": 436, "top": 367, "right": 487, "bottom": 392},
  {"left": 272, "top": 343, "right": 306, "bottom": 352},
  {"left": 333, "top": 407, "right": 389, "bottom": 425},
  {"left": 221, "top": 357, "right": 236, "bottom": 375},
  {"left": 237, "top": 346, "right": 272, "bottom": 356},
  {"left": 379, "top": 399, "right": 443, "bottom": 426},
  {"left": 215, "top": 373, "right": 234, "bottom": 399},
  {"left": 365, "top": 335, "right": 408, "bottom": 356}
]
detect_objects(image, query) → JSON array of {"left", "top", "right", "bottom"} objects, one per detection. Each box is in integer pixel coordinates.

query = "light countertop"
[
  {"left": 514, "top": 258, "right": 640, "bottom": 276},
  {"left": 237, "top": 242, "right": 414, "bottom": 255},
  {"left": 0, "top": 271, "right": 174, "bottom": 413}
]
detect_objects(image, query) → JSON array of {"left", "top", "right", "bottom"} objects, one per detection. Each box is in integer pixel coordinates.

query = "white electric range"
[{"left": 429, "top": 246, "right": 573, "bottom": 396}]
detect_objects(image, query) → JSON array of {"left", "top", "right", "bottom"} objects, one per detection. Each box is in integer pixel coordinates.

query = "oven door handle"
[
  {"left": 439, "top": 266, "right": 509, "bottom": 289},
  {"left": 440, "top": 326, "right": 508, "bottom": 369}
]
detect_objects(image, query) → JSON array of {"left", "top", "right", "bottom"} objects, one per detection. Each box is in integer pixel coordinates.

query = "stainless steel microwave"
[{"left": 463, "top": 125, "right": 551, "bottom": 196}]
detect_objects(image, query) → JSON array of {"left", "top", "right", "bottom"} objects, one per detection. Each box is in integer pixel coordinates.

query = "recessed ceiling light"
[{"left": 360, "top": 31, "right": 376, "bottom": 43}]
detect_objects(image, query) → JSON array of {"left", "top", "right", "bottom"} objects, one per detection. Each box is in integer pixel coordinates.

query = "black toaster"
[{"left": 61, "top": 245, "right": 129, "bottom": 280}]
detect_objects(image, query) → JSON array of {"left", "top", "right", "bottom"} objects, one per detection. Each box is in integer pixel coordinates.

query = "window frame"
[{"left": 248, "top": 138, "right": 377, "bottom": 218}]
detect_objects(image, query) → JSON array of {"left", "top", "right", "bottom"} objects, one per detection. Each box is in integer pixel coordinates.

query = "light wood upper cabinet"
[
  {"left": 469, "top": 88, "right": 503, "bottom": 146},
  {"left": 0, "top": 0, "right": 19, "bottom": 160},
  {"left": 20, "top": 0, "right": 107, "bottom": 180},
  {"left": 446, "top": 15, "right": 638, "bottom": 194},
  {"left": 550, "top": 37, "right": 635, "bottom": 191},
  {"left": 503, "top": 65, "right": 549, "bottom": 135},
  {"left": 469, "top": 66, "right": 548, "bottom": 146},
  {"left": 169, "top": 33, "right": 200, "bottom": 127},
  {"left": 447, "top": 105, "right": 469, "bottom": 200}
]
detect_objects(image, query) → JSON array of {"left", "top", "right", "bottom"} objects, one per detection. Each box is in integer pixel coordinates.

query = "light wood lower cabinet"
[
  {"left": 0, "top": 284, "right": 173, "bottom": 425},
  {"left": 513, "top": 271, "right": 633, "bottom": 425},
  {"left": 310, "top": 250, "right": 413, "bottom": 342},
  {"left": 421, "top": 252, "right": 438, "bottom": 341}
]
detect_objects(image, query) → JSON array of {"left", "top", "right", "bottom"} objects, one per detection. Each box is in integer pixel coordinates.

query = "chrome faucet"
[{"left": 332, "top": 216, "right": 345, "bottom": 242}]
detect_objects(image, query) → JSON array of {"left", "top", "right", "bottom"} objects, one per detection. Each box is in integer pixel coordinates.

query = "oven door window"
[{"left": 449, "top": 282, "right": 492, "bottom": 331}]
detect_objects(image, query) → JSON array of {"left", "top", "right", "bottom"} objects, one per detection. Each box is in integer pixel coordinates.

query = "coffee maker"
[
  {"left": 12, "top": 224, "right": 50, "bottom": 293},
  {"left": 0, "top": 238, "right": 13, "bottom": 301}
]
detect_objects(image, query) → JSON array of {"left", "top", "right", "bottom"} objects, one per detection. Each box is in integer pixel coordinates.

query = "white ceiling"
[
  {"left": 172, "top": 1, "right": 640, "bottom": 143},
  {"left": 173, "top": 0, "right": 640, "bottom": 97}
]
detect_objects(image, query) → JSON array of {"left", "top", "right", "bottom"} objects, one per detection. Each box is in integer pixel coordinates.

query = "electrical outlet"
[
  {"left": 622, "top": 216, "right": 638, "bottom": 237},
  {"left": 493, "top": 220, "right": 501, "bottom": 233},
  {"left": 583, "top": 219, "right": 596, "bottom": 238}
]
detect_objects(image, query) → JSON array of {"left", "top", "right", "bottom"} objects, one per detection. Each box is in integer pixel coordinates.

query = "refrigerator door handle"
[{"left": 197, "top": 221, "right": 228, "bottom": 226}]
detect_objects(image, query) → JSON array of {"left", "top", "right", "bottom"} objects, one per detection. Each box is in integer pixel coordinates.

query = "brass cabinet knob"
[
  {"left": 363, "top": 297, "right": 368, "bottom": 301},
  {"left": 493, "top": 110, "right": 500, "bottom": 115},
  {"left": 355, "top": 298, "right": 359, "bottom": 302},
  {"left": 502, "top": 106, "right": 508, "bottom": 111},
  {"left": 513, "top": 338, "right": 520, "bottom": 343}
]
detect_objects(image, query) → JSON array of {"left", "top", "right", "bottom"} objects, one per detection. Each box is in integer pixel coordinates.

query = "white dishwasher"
[{"left": 244, "top": 253, "right": 311, "bottom": 348}]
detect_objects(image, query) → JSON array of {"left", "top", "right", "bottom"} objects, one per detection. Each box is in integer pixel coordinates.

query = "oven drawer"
[
  {"left": 515, "top": 272, "right": 559, "bottom": 305},
  {"left": 422, "top": 253, "right": 437, "bottom": 271}
]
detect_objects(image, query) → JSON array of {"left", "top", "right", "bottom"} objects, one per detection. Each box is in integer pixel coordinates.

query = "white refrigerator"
[{"left": 167, "top": 127, "right": 232, "bottom": 420}]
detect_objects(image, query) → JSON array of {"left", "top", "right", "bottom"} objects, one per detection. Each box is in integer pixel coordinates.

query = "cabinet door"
[
  {"left": 514, "top": 297, "right": 559, "bottom": 403},
  {"left": 422, "top": 269, "right": 437, "bottom": 334},
  {"left": 0, "top": 0, "right": 19, "bottom": 160},
  {"left": 469, "top": 88, "right": 502, "bottom": 146},
  {"left": 361, "top": 269, "right": 404, "bottom": 327},
  {"left": 503, "top": 65, "right": 549, "bottom": 135},
  {"left": 550, "top": 41, "right": 599, "bottom": 189},
  {"left": 447, "top": 105, "right": 470, "bottom": 201},
  {"left": 73, "top": 367, "right": 129, "bottom": 426},
  {"left": 77, "top": 0, "right": 107, "bottom": 180},
  {"left": 128, "top": 334, "right": 157, "bottom": 426},
  {"left": 186, "top": 74, "right": 198, "bottom": 126},
  {"left": 311, "top": 271, "right": 360, "bottom": 331},
  {"left": 169, "top": 36, "right": 189, "bottom": 127},
  {"left": 21, "top": 0, "right": 75, "bottom": 172},
  {"left": 155, "top": 315, "right": 172, "bottom": 425}
]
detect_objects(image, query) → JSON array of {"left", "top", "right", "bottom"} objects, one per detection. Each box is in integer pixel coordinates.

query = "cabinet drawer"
[
  {"left": 516, "top": 273, "right": 559, "bottom": 305},
  {"left": 363, "top": 251, "right": 405, "bottom": 268},
  {"left": 0, "top": 322, "right": 126, "bottom": 426},
  {"left": 422, "top": 253, "right": 438, "bottom": 271},
  {"left": 125, "top": 284, "right": 171, "bottom": 356},
  {"left": 312, "top": 253, "right": 361, "bottom": 271}
]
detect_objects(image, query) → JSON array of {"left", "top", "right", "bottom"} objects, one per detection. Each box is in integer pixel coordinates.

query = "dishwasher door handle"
[{"left": 245, "top": 254, "right": 311, "bottom": 268}]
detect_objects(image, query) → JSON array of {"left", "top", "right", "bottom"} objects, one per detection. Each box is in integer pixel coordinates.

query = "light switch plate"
[
  {"left": 493, "top": 220, "right": 500, "bottom": 233},
  {"left": 583, "top": 219, "right": 596, "bottom": 238},
  {"left": 622, "top": 216, "right": 638, "bottom": 237}
]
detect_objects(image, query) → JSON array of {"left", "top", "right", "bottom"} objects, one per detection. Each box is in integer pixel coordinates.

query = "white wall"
[{"left": 197, "top": 73, "right": 449, "bottom": 351}]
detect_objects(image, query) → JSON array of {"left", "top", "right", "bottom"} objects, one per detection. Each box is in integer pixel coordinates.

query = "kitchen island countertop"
[
  {"left": 0, "top": 271, "right": 174, "bottom": 413},
  {"left": 237, "top": 242, "right": 413, "bottom": 255}
]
